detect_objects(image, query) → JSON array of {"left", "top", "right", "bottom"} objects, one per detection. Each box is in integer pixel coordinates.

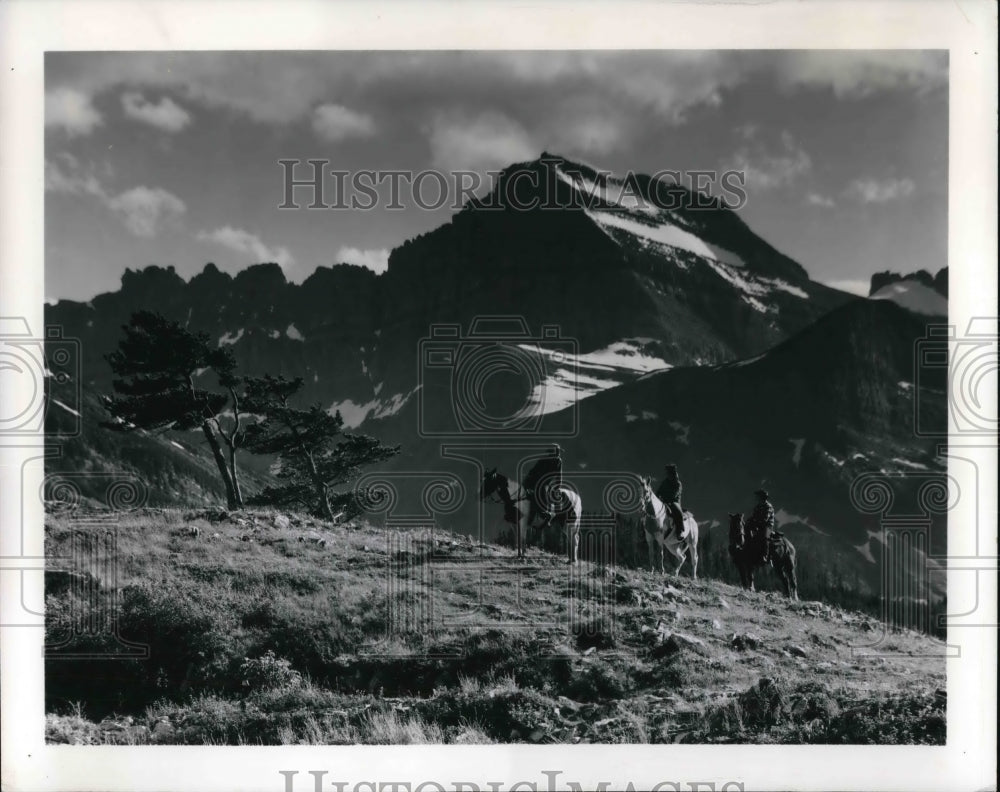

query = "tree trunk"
[
  {"left": 202, "top": 421, "right": 238, "bottom": 509},
  {"left": 228, "top": 445, "right": 244, "bottom": 507},
  {"left": 304, "top": 452, "right": 334, "bottom": 521}
]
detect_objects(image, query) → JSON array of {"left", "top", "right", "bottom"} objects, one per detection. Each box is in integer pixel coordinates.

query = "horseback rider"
[
  {"left": 655, "top": 464, "right": 686, "bottom": 539},
  {"left": 524, "top": 445, "right": 563, "bottom": 528},
  {"left": 746, "top": 488, "right": 775, "bottom": 564}
]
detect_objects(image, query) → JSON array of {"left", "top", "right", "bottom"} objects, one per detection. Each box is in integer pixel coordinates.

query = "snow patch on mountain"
[
  {"left": 522, "top": 339, "right": 672, "bottom": 415},
  {"left": 529, "top": 339, "right": 671, "bottom": 375},
  {"left": 51, "top": 398, "right": 81, "bottom": 418},
  {"left": 286, "top": 323, "right": 305, "bottom": 341},
  {"left": 891, "top": 457, "right": 929, "bottom": 470},
  {"left": 587, "top": 207, "right": 747, "bottom": 269},
  {"left": 328, "top": 387, "right": 418, "bottom": 428},
  {"left": 854, "top": 529, "right": 888, "bottom": 564},
  {"left": 669, "top": 421, "right": 690, "bottom": 444},
  {"left": 775, "top": 508, "right": 826, "bottom": 535},
  {"left": 871, "top": 280, "right": 947, "bottom": 317},
  {"left": 531, "top": 370, "right": 620, "bottom": 414},
  {"left": 624, "top": 405, "right": 660, "bottom": 423},
  {"left": 789, "top": 437, "right": 805, "bottom": 467},
  {"left": 218, "top": 328, "right": 244, "bottom": 346}
]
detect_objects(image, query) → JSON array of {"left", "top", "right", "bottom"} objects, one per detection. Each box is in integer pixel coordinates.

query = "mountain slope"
[
  {"left": 45, "top": 509, "right": 946, "bottom": 745},
  {"left": 366, "top": 299, "right": 948, "bottom": 620}
]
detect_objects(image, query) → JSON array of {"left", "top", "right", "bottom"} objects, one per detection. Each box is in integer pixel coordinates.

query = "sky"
[{"left": 44, "top": 50, "right": 948, "bottom": 302}]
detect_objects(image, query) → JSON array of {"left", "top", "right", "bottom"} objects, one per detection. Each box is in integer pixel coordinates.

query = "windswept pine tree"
[
  {"left": 242, "top": 374, "right": 400, "bottom": 520},
  {"left": 103, "top": 311, "right": 246, "bottom": 509}
]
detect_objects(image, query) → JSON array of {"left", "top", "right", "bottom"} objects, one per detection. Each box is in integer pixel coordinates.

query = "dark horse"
[{"left": 728, "top": 513, "right": 798, "bottom": 599}]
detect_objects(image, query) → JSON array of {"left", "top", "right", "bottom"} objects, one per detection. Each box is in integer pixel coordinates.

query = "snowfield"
[
  {"left": 522, "top": 339, "right": 673, "bottom": 415},
  {"left": 870, "top": 280, "right": 947, "bottom": 317}
]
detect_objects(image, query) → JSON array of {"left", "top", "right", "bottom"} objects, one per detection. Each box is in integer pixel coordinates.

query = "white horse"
[
  {"left": 479, "top": 468, "right": 582, "bottom": 563},
  {"left": 638, "top": 475, "right": 699, "bottom": 578}
]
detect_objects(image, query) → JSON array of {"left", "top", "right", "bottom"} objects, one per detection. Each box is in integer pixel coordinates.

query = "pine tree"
[
  {"left": 103, "top": 311, "right": 245, "bottom": 509},
  {"left": 242, "top": 374, "right": 399, "bottom": 520}
]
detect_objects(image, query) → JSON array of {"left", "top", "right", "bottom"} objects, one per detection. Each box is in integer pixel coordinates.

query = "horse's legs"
[
  {"left": 689, "top": 539, "right": 698, "bottom": 581},
  {"left": 646, "top": 532, "right": 656, "bottom": 572},
  {"left": 671, "top": 541, "right": 686, "bottom": 576},
  {"left": 568, "top": 515, "right": 580, "bottom": 564},
  {"left": 787, "top": 558, "right": 799, "bottom": 600}
]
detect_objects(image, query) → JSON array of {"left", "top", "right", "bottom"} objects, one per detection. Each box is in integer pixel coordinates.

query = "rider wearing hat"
[
  {"left": 524, "top": 445, "right": 563, "bottom": 528},
  {"left": 655, "top": 464, "right": 685, "bottom": 539},
  {"left": 747, "top": 488, "right": 775, "bottom": 564}
]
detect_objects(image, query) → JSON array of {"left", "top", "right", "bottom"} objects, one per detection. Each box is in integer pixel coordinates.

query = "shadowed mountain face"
[
  {"left": 48, "top": 155, "right": 853, "bottom": 422},
  {"left": 369, "top": 300, "right": 946, "bottom": 581},
  {"left": 43, "top": 155, "right": 945, "bottom": 622}
]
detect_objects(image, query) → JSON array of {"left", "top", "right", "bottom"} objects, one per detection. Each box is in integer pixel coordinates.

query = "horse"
[
  {"left": 479, "top": 468, "right": 582, "bottom": 563},
  {"left": 728, "top": 512, "right": 798, "bottom": 599},
  {"left": 637, "top": 476, "right": 699, "bottom": 578}
]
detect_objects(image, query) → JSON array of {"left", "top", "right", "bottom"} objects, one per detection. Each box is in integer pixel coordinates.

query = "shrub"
[{"left": 240, "top": 651, "right": 302, "bottom": 692}]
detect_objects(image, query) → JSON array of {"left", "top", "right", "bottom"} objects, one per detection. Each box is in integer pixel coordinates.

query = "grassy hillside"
[{"left": 45, "top": 508, "right": 945, "bottom": 745}]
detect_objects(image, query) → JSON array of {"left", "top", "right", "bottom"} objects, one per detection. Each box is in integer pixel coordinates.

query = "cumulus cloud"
[
  {"left": 426, "top": 111, "right": 537, "bottom": 173},
  {"left": 312, "top": 103, "right": 376, "bottom": 142},
  {"left": 47, "top": 156, "right": 185, "bottom": 237},
  {"left": 107, "top": 187, "right": 187, "bottom": 237},
  {"left": 121, "top": 92, "right": 192, "bottom": 132},
  {"left": 45, "top": 157, "right": 106, "bottom": 198},
  {"left": 727, "top": 128, "right": 811, "bottom": 190},
  {"left": 197, "top": 226, "right": 295, "bottom": 270},
  {"left": 774, "top": 51, "right": 948, "bottom": 98},
  {"left": 335, "top": 246, "right": 389, "bottom": 274},
  {"left": 806, "top": 192, "right": 836, "bottom": 208},
  {"left": 847, "top": 177, "right": 915, "bottom": 204},
  {"left": 45, "top": 87, "right": 102, "bottom": 135}
]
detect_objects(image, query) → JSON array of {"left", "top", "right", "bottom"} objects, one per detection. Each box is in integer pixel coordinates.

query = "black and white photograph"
[{"left": 1, "top": 2, "right": 996, "bottom": 791}]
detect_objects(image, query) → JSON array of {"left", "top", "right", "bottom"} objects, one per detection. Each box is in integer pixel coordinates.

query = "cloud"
[
  {"left": 107, "top": 186, "right": 187, "bottom": 237},
  {"left": 312, "top": 104, "right": 376, "bottom": 142},
  {"left": 47, "top": 156, "right": 185, "bottom": 237},
  {"left": 727, "top": 128, "right": 811, "bottom": 190},
  {"left": 774, "top": 51, "right": 948, "bottom": 98},
  {"left": 198, "top": 225, "right": 295, "bottom": 270},
  {"left": 822, "top": 279, "right": 871, "bottom": 297},
  {"left": 45, "top": 87, "right": 102, "bottom": 135},
  {"left": 426, "top": 111, "right": 537, "bottom": 173},
  {"left": 45, "top": 157, "right": 106, "bottom": 198},
  {"left": 335, "top": 246, "right": 389, "bottom": 274},
  {"left": 121, "top": 92, "right": 192, "bottom": 132},
  {"left": 806, "top": 192, "right": 836, "bottom": 208},
  {"left": 847, "top": 177, "right": 915, "bottom": 204}
]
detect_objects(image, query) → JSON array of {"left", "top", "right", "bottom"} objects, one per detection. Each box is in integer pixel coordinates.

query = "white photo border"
[{"left": 1, "top": 1, "right": 996, "bottom": 791}]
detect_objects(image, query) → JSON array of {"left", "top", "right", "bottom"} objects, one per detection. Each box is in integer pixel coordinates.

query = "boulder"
[
  {"left": 273, "top": 514, "right": 291, "bottom": 530},
  {"left": 731, "top": 633, "right": 762, "bottom": 651}
]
